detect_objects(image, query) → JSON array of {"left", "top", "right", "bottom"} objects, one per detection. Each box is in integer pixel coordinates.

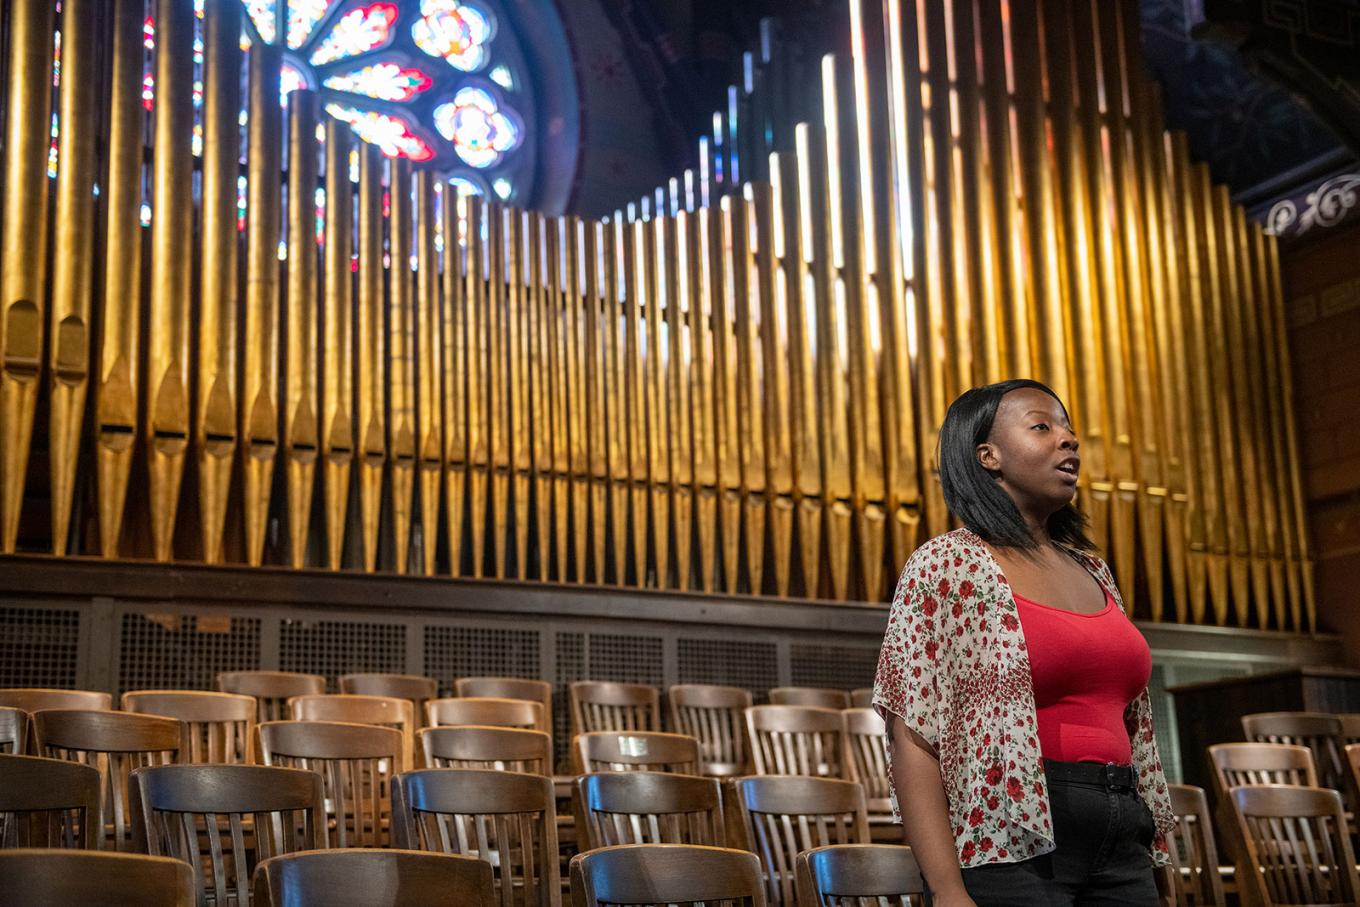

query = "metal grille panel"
[
  {"left": 279, "top": 619, "right": 407, "bottom": 690},
  {"left": 118, "top": 612, "right": 261, "bottom": 694},
  {"left": 424, "top": 625, "right": 541, "bottom": 695},
  {"left": 0, "top": 607, "right": 81, "bottom": 688},
  {"left": 789, "top": 643, "right": 879, "bottom": 691},
  {"left": 554, "top": 632, "right": 586, "bottom": 766},
  {"left": 677, "top": 637, "right": 779, "bottom": 703},
  {"left": 586, "top": 633, "right": 664, "bottom": 685}
]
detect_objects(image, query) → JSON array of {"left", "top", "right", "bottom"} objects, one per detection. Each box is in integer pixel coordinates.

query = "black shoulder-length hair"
[{"left": 937, "top": 378, "right": 1094, "bottom": 551}]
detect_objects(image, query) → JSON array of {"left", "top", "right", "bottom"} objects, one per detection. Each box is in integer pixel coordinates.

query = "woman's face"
[{"left": 976, "top": 387, "right": 1081, "bottom": 518}]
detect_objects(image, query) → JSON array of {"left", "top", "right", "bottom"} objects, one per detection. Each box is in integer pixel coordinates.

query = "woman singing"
[{"left": 873, "top": 379, "right": 1176, "bottom": 906}]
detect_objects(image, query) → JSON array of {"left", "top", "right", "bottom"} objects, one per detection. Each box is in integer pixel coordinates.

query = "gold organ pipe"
[
  {"left": 507, "top": 209, "right": 531, "bottom": 579},
  {"left": 48, "top": 0, "right": 98, "bottom": 555},
  {"left": 0, "top": 0, "right": 54, "bottom": 551},
  {"left": 602, "top": 219, "right": 629, "bottom": 584},
  {"left": 197, "top": 0, "right": 241, "bottom": 564},
  {"left": 356, "top": 144, "right": 385, "bottom": 572},
  {"left": 321, "top": 120, "right": 353, "bottom": 570},
  {"left": 1246, "top": 223, "right": 1287, "bottom": 627},
  {"left": 692, "top": 204, "right": 727, "bottom": 594},
  {"left": 622, "top": 214, "right": 648, "bottom": 585},
  {"left": 285, "top": 90, "right": 320, "bottom": 569},
  {"left": 243, "top": 40, "right": 282, "bottom": 566},
  {"left": 441, "top": 190, "right": 468, "bottom": 575},
  {"left": 388, "top": 158, "right": 416, "bottom": 573},
  {"left": 642, "top": 214, "right": 670, "bottom": 587},
  {"left": 415, "top": 173, "right": 443, "bottom": 576},
  {"left": 465, "top": 197, "right": 488, "bottom": 577},
  {"left": 146, "top": 0, "right": 195, "bottom": 561},
  {"left": 564, "top": 217, "right": 589, "bottom": 582},
  {"left": 528, "top": 212, "right": 552, "bottom": 581},
  {"left": 667, "top": 211, "right": 695, "bottom": 590},
  {"left": 731, "top": 191, "right": 769, "bottom": 593},
  {"left": 486, "top": 202, "right": 509, "bottom": 577},
  {"left": 546, "top": 216, "right": 570, "bottom": 580},
  {"left": 96, "top": 0, "right": 145, "bottom": 558},
  {"left": 581, "top": 220, "right": 609, "bottom": 583}
]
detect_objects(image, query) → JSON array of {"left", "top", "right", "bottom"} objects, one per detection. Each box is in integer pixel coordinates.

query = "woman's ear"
[{"left": 976, "top": 442, "right": 1000, "bottom": 472}]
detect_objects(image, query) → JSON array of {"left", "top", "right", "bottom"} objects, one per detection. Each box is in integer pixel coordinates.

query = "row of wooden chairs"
[
  {"left": 2, "top": 751, "right": 905, "bottom": 906},
  {"left": 0, "top": 841, "right": 921, "bottom": 906}
]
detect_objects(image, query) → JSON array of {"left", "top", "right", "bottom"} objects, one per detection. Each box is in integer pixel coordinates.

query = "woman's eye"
[{"left": 1033, "top": 423, "right": 1049, "bottom": 431}]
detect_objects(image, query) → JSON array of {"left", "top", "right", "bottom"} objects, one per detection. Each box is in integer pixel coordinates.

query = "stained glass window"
[{"left": 237, "top": 0, "right": 531, "bottom": 199}]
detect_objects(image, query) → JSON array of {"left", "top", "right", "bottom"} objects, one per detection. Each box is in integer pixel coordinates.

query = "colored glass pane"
[
  {"left": 244, "top": 0, "right": 277, "bottom": 44},
  {"left": 322, "top": 63, "right": 433, "bottom": 102},
  {"left": 433, "top": 87, "right": 519, "bottom": 169},
  {"left": 309, "top": 2, "right": 398, "bottom": 66},
  {"left": 325, "top": 104, "right": 435, "bottom": 161},
  {"left": 412, "top": 0, "right": 491, "bottom": 72},
  {"left": 287, "top": 0, "right": 333, "bottom": 49}
]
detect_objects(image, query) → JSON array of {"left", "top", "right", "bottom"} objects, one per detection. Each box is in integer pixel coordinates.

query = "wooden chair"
[
  {"left": 795, "top": 843, "right": 925, "bottom": 906},
  {"left": 0, "top": 689, "right": 112, "bottom": 712},
  {"left": 258, "top": 720, "right": 402, "bottom": 848},
  {"left": 1229, "top": 784, "right": 1360, "bottom": 907},
  {"left": 289, "top": 694, "right": 415, "bottom": 772},
  {"left": 842, "top": 708, "right": 891, "bottom": 814},
  {"left": 123, "top": 690, "right": 256, "bottom": 764},
  {"left": 1209, "top": 742, "right": 1319, "bottom": 793},
  {"left": 32, "top": 709, "right": 182, "bottom": 851},
  {"left": 392, "top": 768, "right": 560, "bottom": 907},
  {"left": 340, "top": 673, "right": 439, "bottom": 718},
  {"left": 570, "top": 843, "right": 767, "bottom": 907},
  {"left": 569, "top": 682, "right": 659, "bottom": 738},
  {"left": 1166, "top": 784, "right": 1227, "bottom": 907},
  {"left": 426, "top": 696, "right": 548, "bottom": 733},
  {"left": 0, "top": 754, "right": 100, "bottom": 848},
  {"left": 455, "top": 677, "right": 553, "bottom": 718},
  {"left": 0, "top": 706, "right": 27, "bottom": 753},
  {"left": 133, "top": 763, "right": 326, "bottom": 907},
  {"left": 1240, "top": 713, "right": 1347, "bottom": 799},
  {"left": 575, "top": 731, "right": 701, "bottom": 774},
  {"left": 732, "top": 775, "right": 870, "bottom": 907},
  {"left": 668, "top": 684, "right": 752, "bottom": 778},
  {"left": 745, "top": 706, "right": 846, "bottom": 778},
  {"left": 849, "top": 689, "right": 873, "bottom": 709},
  {"left": 217, "top": 671, "right": 325, "bottom": 724},
  {"left": 421, "top": 725, "right": 553, "bottom": 774},
  {"left": 0, "top": 849, "right": 196, "bottom": 906},
  {"left": 573, "top": 771, "right": 725, "bottom": 850},
  {"left": 769, "top": 688, "right": 851, "bottom": 710},
  {"left": 252, "top": 849, "right": 498, "bottom": 907}
]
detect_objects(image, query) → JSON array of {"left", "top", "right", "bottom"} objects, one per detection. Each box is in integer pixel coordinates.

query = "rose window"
[{"left": 241, "top": 0, "right": 529, "bottom": 198}]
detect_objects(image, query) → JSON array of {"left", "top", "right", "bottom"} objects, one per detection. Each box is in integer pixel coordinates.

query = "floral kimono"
[{"left": 872, "top": 527, "right": 1175, "bottom": 868}]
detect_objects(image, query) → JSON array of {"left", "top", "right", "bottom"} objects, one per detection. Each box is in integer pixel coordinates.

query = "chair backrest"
[
  {"left": 252, "top": 849, "right": 498, "bottom": 907},
  {"left": 0, "top": 849, "right": 196, "bottom": 907},
  {"left": 32, "top": 709, "right": 182, "bottom": 851},
  {"left": 1240, "top": 713, "right": 1347, "bottom": 795},
  {"left": 258, "top": 720, "right": 402, "bottom": 848},
  {"left": 289, "top": 694, "right": 414, "bottom": 771},
  {"left": 1209, "top": 743, "right": 1318, "bottom": 797},
  {"left": 1166, "top": 784, "right": 1227, "bottom": 907},
  {"left": 0, "top": 689, "right": 112, "bottom": 712},
  {"left": 426, "top": 696, "right": 547, "bottom": 733},
  {"left": 842, "top": 708, "right": 890, "bottom": 813},
  {"left": 393, "top": 768, "right": 560, "bottom": 907},
  {"left": 0, "top": 754, "right": 100, "bottom": 848},
  {"left": 733, "top": 775, "right": 870, "bottom": 907},
  {"left": 455, "top": 677, "right": 553, "bottom": 715},
  {"left": 570, "top": 843, "right": 767, "bottom": 907},
  {"left": 570, "top": 682, "right": 660, "bottom": 737},
  {"left": 668, "top": 684, "right": 752, "bottom": 777},
  {"left": 849, "top": 689, "right": 873, "bottom": 709},
  {"left": 133, "top": 763, "right": 326, "bottom": 907},
  {"left": 216, "top": 672, "right": 326, "bottom": 724},
  {"left": 576, "top": 731, "right": 701, "bottom": 774},
  {"left": 573, "top": 771, "right": 725, "bottom": 851},
  {"left": 1339, "top": 714, "right": 1360, "bottom": 747},
  {"left": 420, "top": 725, "right": 553, "bottom": 774},
  {"left": 769, "top": 688, "right": 851, "bottom": 710},
  {"left": 795, "top": 844, "right": 925, "bottom": 906},
  {"left": 0, "top": 706, "right": 27, "bottom": 754},
  {"left": 340, "top": 674, "right": 438, "bottom": 715},
  {"left": 1230, "top": 784, "right": 1360, "bottom": 907},
  {"left": 122, "top": 691, "right": 256, "bottom": 765},
  {"left": 745, "top": 706, "right": 846, "bottom": 778}
]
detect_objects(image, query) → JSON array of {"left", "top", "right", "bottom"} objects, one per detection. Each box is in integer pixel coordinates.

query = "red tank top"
[{"left": 1014, "top": 588, "right": 1152, "bottom": 765}]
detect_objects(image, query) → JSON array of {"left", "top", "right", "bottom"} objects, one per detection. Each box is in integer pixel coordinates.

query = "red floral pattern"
[{"left": 872, "top": 528, "right": 1174, "bottom": 870}]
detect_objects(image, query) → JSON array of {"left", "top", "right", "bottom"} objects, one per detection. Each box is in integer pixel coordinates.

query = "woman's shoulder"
[{"left": 906, "top": 527, "right": 990, "bottom": 570}]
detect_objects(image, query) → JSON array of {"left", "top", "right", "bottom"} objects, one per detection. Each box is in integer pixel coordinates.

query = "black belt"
[{"left": 1043, "top": 760, "right": 1137, "bottom": 791}]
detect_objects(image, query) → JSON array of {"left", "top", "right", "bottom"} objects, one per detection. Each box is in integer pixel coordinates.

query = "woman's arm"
[{"left": 888, "top": 714, "right": 977, "bottom": 907}]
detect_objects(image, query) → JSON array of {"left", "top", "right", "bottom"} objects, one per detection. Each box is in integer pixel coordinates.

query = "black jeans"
[{"left": 954, "top": 761, "right": 1159, "bottom": 907}]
